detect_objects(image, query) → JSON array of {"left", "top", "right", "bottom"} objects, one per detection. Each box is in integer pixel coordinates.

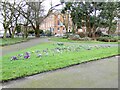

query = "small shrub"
[
  {"left": 45, "top": 30, "right": 52, "bottom": 36},
  {"left": 62, "top": 35, "right": 68, "bottom": 39},
  {"left": 77, "top": 32, "right": 85, "bottom": 38},
  {"left": 113, "top": 36, "right": 120, "bottom": 40},
  {"left": 66, "top": 32, "right": 73, "bottom": 36},
  {"left": 71, "top": 34, "right": 80, "bottom": 40},
  {"left": 79, "top": 37, "right": 92, "bottom": 41},
  {"left": 28, "top": 30, "right": 34, "bottom": 34},
  {"left": 110, "top": 38, "right": 118, "bottom": 42},
  {"left": 68, "top": 33, "right": 74, "bottom": 38}
]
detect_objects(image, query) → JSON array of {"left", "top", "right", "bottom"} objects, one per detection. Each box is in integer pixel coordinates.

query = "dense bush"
[
  {"left": 28, "top": 30, "right": 34, "bottom": 34},
  {"left": 113, "top": 36, "right": 120, "bottom": 40},
  {"left": 96, "top": 36, "right": 118, "bottom": 42},
  {"left": 45, "top": 30, "right": 52, "bottom": 36},
  {"left": 39, "top": 30, "right": 44, "bottom": 34}
]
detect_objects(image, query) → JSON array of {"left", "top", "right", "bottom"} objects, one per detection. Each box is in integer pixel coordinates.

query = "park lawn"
[
  {"left": 50, "top": 37, "right": 119, "bottom": 44},
  {"left": 0, "top": 37, "right": 35, "bottom": 46},
  {"left": 1, "top": 42, "right": 119, "bottom": 82}
]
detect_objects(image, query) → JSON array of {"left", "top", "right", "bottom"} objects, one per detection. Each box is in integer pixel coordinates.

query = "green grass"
[
  {"left": 1, "top": 42, "right": 119, "bottom": 82},
  {"left": 0, "top": 37, "right": 35, "bottom": 46},
  {"left": 50, "top": 37, "right": 119, "bottom": 44}
]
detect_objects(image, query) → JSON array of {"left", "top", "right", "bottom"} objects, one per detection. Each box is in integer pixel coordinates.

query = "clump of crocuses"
[
  {"left": 11, "top": 56, "right": 18, "bottom": 60},
  {"left": 10, "top": 44, "right": 111, "bottom": 61}
]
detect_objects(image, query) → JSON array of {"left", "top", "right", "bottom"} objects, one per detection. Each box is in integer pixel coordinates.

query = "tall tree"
[
  {"left": 1, "top": 1, "right": 15, "bottom": 38},
  {"left": 15, "top": 0, "right": 47, "bottom": 37},
  {"left": 99, "top": 2, "right": 118, "bottom": 34},
  {"left": 62, "top": 2, "right": 95, "bottom": 36},
  {"left": 62, "top": 2, "right": 119, "bottom": 37},
  {"left": 0, "top": 0, "right": 22, "bottom": 38}
]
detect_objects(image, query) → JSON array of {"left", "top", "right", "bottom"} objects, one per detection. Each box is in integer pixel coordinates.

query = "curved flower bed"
[{"left": 1, "top": 42, "right": 119, "bottom": 82}]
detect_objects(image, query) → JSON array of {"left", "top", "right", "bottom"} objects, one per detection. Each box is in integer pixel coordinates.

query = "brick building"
[{"left": 40, "top": 10, "right": 72, "bottom": 36}]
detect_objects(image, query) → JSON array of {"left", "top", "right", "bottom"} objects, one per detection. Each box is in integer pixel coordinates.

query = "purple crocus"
[
  {"left": 11, "top": 56, "right": 18, "bottom": 60},
  {"left": 26, "top": 52, "right": 30, "bottom": 55},
  {"left": 24, "top": 55, "right": 30, "bottom": 59}
]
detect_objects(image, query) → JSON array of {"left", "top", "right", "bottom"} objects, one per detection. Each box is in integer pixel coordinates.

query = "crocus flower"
[
  {"left": 25, "top": 52, "right": 31, "bottom": 56},
  {"left": 24, "top": 55, "right": 30, "bottom": 59},
  {"left": 37, "top": 54, "right": 42, "bottom": 58},
  {"left": 11, "top": 56, "right": 18, "bottom": 60},
  {"left": 18, "top": 54, "right": 23, "bottom": 57},
  {"left": 56, "top": 49, "right": 60, "bottom": 53},
  {"left": 43, "top": 50, "right": 47, "bottom": 53}
]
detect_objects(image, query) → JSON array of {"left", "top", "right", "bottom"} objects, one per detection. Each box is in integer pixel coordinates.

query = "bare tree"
[
  {"left": 1, "top": 1, "right": 16, "bottom": 38},
  {"left": 0, "top": 0, "right": 23, "bottom": 38},
  {"left": 0, "top": 0, "right": 64, "bottom": 38},
  {"left": 15, "top": 0, "right": 63, "bottom": 37},
  {"left": 14, "top": 0, "right": 45, "bottom": 37}
]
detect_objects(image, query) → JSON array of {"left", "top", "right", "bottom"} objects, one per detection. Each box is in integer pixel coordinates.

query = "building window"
[
  {"left": 58, "top": 20, "right": 60, "bottom": 25},
  {"left": 58, "top": 27, "right": 60, "bottom": 31}
]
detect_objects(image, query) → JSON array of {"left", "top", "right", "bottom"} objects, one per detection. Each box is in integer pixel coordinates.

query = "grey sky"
[{"left": 0, "top": 0, "right": 61, "bottom": 30}]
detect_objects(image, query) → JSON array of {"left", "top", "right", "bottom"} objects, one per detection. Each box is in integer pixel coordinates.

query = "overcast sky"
[
  {"left": 0, "top": 0, "right": 62, "bottom": 30},
  {"left": 43, "top": 0, "right": 61, "bottom": 14}
]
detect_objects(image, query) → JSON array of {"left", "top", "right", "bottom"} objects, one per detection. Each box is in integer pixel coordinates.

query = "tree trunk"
[
  {"left": 92, "top": 27, "right": 96, "bottom": 40},
  {"left": 8, "top": 28, "right": 12, "bottom": 37},
  {"left": 11, "top": 27, "right": 16, "bottom": 38},
  {"left": 25, "top": 26, "right": 28, "bottom": 38},
  {"left": 72, "top": 23, "right": 77, "bottom": 33},
  {"left": 108, "top": 25, "right": 112, "bottom": 35},
  {"left": 35, "top": 25, "right": 40, "bottom": 37},
  {"left": 85, "top": 16, "right": 91, "bottom": 37},
  {"left": 3, "top": 29, "right": 7, "bottom": 39},
  {"left": 108, "top": 19, "right": 112, "bottom": 35}
]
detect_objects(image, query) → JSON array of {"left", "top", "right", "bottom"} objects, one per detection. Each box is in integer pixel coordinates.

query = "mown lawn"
[
  {"left": 1, "top": 42, "right": 119, "bottom": 82},
  {"left": 0, "top": 37, "right": 35, "bottom": 46}
]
